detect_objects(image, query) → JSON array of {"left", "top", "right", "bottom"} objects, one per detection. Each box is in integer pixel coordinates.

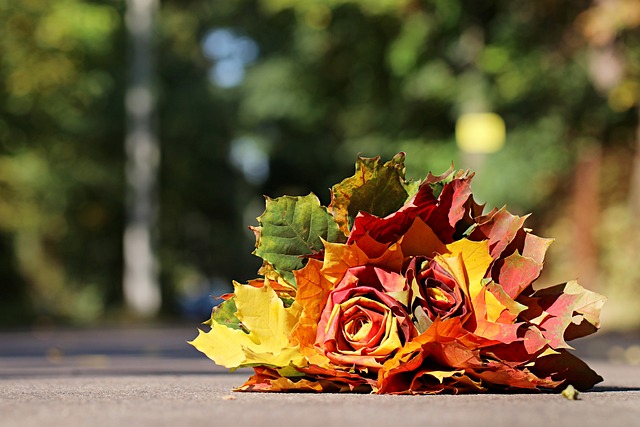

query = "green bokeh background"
[{"left": 1, "top": 0, "right": 638, "bottom": 330}]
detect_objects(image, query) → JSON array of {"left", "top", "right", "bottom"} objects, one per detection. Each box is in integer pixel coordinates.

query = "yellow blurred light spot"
[{"left": 456, "top": 113, "right": 506, "bottom": 153}]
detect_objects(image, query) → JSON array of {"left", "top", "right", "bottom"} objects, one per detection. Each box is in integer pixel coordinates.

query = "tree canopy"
[{"left": 0, "top": 0, "right": 638, "bottom": 326}]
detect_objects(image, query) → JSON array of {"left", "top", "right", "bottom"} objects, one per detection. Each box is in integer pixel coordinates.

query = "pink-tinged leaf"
[
  {"left": 470, "top": 317, "right": 522, "bottom": 345},
  {"left": 521, "top": 232, "right": 554, "bottom": 264},
  {"left": 541, "top": 315, "right": 574, "bottom": 349},
  {"left": 518, "top": 280, "right": 605, "bottom": 349},
  {"left": 518, "top": 293, "right": 577, "bottom": 349},
  {"left": 480, "top": 333, "right": 548, "bottom": 365},
  {"left": 539, "top": 281, "right": 605, "bottom": 343},
  {"left": 523, "top": 327, "right": 549, "bottom": 355},
  {"left": 494, "top": 251, "right": 543, "bottom": 299},
  {"left": 561, "top": 281, "right": 606, "bottom": 335},
  {"left": 501, "top": 228, "right": 553, "bottom": 264},
  {"left": 531, "top": 349, "right": 603, "bottom": 391},
  {"left": 471, "top": 207, "right": 529, "bottom": 259}
]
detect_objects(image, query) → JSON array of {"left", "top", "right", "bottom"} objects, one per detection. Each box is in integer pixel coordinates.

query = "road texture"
[{"left": 1, "top": 326, "right": 639, "bottom": 427}]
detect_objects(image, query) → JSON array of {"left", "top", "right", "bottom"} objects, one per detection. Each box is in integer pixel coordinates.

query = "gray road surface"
[{"left": 1, "top": 326, "right": 639, "bottom": 427}]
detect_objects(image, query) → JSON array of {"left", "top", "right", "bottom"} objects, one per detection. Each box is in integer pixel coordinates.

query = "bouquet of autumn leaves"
[{"left": 191, "top": 153, "right": 605, "bottom": 394}]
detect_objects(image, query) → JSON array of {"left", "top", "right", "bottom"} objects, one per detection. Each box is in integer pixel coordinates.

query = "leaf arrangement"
[{"left": 191, "top": 153, "right": 605, "bottom": 394}]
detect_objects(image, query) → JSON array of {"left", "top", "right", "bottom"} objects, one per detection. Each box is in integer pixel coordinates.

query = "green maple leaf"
[
  {"left": 253, "top": 193, "right": 346, "bottom": 286},
  {"left": 206, "top": 297, "right": 247, "bottom": 332},
  {"left": 329, "top": 152, "right": 417, "bottom": 234}
]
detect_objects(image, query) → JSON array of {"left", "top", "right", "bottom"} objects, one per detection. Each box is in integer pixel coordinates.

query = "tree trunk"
[
  {"left": 573, "top": 143, "right": 601, "bottom": 292},
  {"left": 123, "top": 0, "right": 161, "bottom": 317},
  {"left": 627, "top": 105, "right": 640, "bottom": 279}
]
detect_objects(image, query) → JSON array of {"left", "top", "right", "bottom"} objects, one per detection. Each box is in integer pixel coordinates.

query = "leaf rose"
[
  {"left": 315, "top": 265, "right": 417, "bottom": 370},
  {"left": 406, "top": 256, "right": 469, "bottom": 330}
]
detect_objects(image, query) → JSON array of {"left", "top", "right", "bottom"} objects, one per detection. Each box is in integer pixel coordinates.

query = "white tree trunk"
[{"left": 123, "top": 0, "right": 161, "bottom": 317}]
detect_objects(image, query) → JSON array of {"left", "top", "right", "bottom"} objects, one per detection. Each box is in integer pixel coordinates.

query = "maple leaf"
[
  {"left": 253, "top": 193, "right": 346, "bottom": 286},
  {"left": 425, "top": 170, "right": 474, "bottom": 243},
  {"left": 346, "top": 168, "right": 474, "bottom": 246},
  {"left": 347, "top": 187, "right": 437, "bottom": 245},
  {"left": 329, "top": 153, "right": 416, "bottom": 235},
  {"left": 440, "top": 239, "right": 493, "bottom": 300},
  {"left": 493, "top": 251, "right": 543, "bottom": 299},
  {"left": 513, "top": 229, "right": 554, "bottom": 264},
  {"left": 531, "top": 349, "right": 603, "bottom": 391},
  {"left": 398, "top": 217, "right": 447, "bottom": 258},
  {"left": 436, "top": 239, "right": 523, "bottom": 344},
  {"left": 471, "top": 207, "right": 529, "bottom": 258},
  {"left": 237, "top": 366, "right": 374, "bottom": 393},
  {"left": 378, "top": 318, "right": 565, "bottom": 394},
  {"left": 189, "top": 281, "right": 305, "bottom": 369},
  {"left": 518, "top": 280, "right": 606, "bottom": 349},
  {"left": 290, "top": 258, "right": 334, "bottom": 355},
  {"left": 377, "top": 318, "right": 489, "bottom": 394},
  {"left": 320, "top": 238, "right": 404, "bottom": 287}
]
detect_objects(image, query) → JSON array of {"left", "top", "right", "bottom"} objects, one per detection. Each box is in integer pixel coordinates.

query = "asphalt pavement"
[{"left": 1, "top": 326, "right": 639, "bottom": 427}]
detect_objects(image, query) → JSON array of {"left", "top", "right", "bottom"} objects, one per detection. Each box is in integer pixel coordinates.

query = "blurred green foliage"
[
  {"left": 1, "top": 0, "right": 639, "bottom": 326},
  {"left": 0, "top": 0, "right": 125, "bottom": 323}
]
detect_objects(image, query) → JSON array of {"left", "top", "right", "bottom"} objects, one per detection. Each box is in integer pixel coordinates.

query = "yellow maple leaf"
[
  {"left": 443, "top": 239, "right": 493, "bottom": 300},
  {"left": 190, "top": 281, "right": 305, "bottom": 369}
]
